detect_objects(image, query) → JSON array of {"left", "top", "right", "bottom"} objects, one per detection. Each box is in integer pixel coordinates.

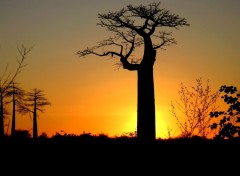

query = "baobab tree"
[
  {"left": 5, "top": 82, "right": 25, "bottom": 137},
  {"left": 0, "top": 45, "right": 32, "bottom": 138},
  {"left": 18, "top": 88, "right": 51, "bottom": 139},
  {"left": 77, "top": 2, "right": 189, "bottom": 142}
]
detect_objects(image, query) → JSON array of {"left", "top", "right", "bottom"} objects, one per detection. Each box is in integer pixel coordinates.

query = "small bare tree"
[
  {"left": 5, "top": 82, "right": 25, "bottom": 137},
  {"left": 19, "top": 88, "right": 51, "bottom": 139},
  {"left": 0, "top": 45, "right": 32, "bottom": 138},
  {"left": 170, "top": 78, "right": 220, "bottom": 138}
]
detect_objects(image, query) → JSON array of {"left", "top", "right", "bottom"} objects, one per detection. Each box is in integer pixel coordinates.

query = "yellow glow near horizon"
[
  {"left": 1, "top": 1, "right": 240, "bottom": 140},
  {"left": 156, "top": 110, "right": 169, "bottom": 139},
  {"left": 120, "top": 109, "right": 175, "bottom": 139}
]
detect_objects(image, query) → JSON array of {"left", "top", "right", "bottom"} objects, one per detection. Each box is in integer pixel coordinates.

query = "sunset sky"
[{"left": 1, "top": 0, "right": 240, "bottom": 139}]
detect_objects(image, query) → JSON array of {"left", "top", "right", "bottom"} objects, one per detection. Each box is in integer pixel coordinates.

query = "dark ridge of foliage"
[
  {"left": 2, "top": 130, "right": 240, "bottom": 160},
  {"left": 2, "top": 133, "right": 240, "bottom": 165},
  {"left": 2, "top": 133, "right": 240, "bottom": 146}
]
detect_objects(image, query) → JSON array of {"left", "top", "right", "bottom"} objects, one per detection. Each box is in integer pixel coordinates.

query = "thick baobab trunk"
[
  {"left": 11, "top": 92, "right": 16, "bottom": 137},
  {"left": 33, "top": 96, "right": 38, "bottom": 139},
  {"left": 137, "top": 66, "right": 156, "bottom": 142},
  {"left": 137, "top": 48, "right": 156, "bottom": 142}
]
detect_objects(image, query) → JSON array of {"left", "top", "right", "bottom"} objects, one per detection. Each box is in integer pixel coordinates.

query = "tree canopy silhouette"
[
  {"left": 0, "top": 45, "right": 32, "bottom": 138},
  {"left": 210, "top": 85, "right": 240, "bottom": 139},
  {"left": 77, "top": 2, "right": 189, "bottom": 142},
  {"left": 18, "top": 88, "right": 51, "bottom": 139},
  {"left": 5, "top": 82, "right": 25, "bottom": 137}
]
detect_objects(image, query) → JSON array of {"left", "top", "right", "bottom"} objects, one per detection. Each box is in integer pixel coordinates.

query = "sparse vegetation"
[{"left": 170, "top": 78, "right": 219, "bottom": 138}]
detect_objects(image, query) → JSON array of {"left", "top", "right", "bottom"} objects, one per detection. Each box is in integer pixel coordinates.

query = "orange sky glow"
[{"left": 1, "top": 0, "right": 240, "bottom": 139}]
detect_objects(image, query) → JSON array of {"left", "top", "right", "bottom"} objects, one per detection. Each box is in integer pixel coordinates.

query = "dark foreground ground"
[
  {"left": 1, "top": 136, "right": 239, "bottom": 174},
  {"left": 2, "top": 135, "right": 240, "bottom": 154}
]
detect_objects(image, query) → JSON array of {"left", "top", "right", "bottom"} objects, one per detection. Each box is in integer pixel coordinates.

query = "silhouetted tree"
[
  {"left": 0, "top": 45, "right": 32, "bottom": 138},
  {"left": 77, "top": 2, "right": 189, "bottom": 142},
  {"left": 170, "top": 78, "right": 219, "bottom": 138},
  {"left": 5, "top": 82, "right": 25, "bottom": 137},
  {"left": 210, "top": 85, "right": 240, "bottom": 139},
  {"left": 18, "top": 88, "right": 51, "bottom": 139}
]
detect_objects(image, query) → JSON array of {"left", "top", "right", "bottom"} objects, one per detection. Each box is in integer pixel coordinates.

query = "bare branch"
[
  {"left": 153, "top": 31, "right": 177, "bottom": 50},
  {"left": 171, "top": 78, "right": 220, "bottom": 138},
  {"left": 1, "top": 44, "right": 33, "bottom": 94},
  {"left": 11, "top": 44, "right": 33, "bottom": 83},
  {"left": 19, "top": 88, "right": 51, "bottom": 115},
  {"left": 77, "top": 2, "right": 189, "bottom": 70},
  {"left": 0, "top": 64, "right": 12, "bottom": 87},
  {"left": 77, "top": 30, "right": 141, "bottom": 71}
]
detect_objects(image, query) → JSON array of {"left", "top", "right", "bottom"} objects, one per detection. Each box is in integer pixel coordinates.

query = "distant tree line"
[{"left": 0, "top": 45, "right": 51, "bottom": 139}]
